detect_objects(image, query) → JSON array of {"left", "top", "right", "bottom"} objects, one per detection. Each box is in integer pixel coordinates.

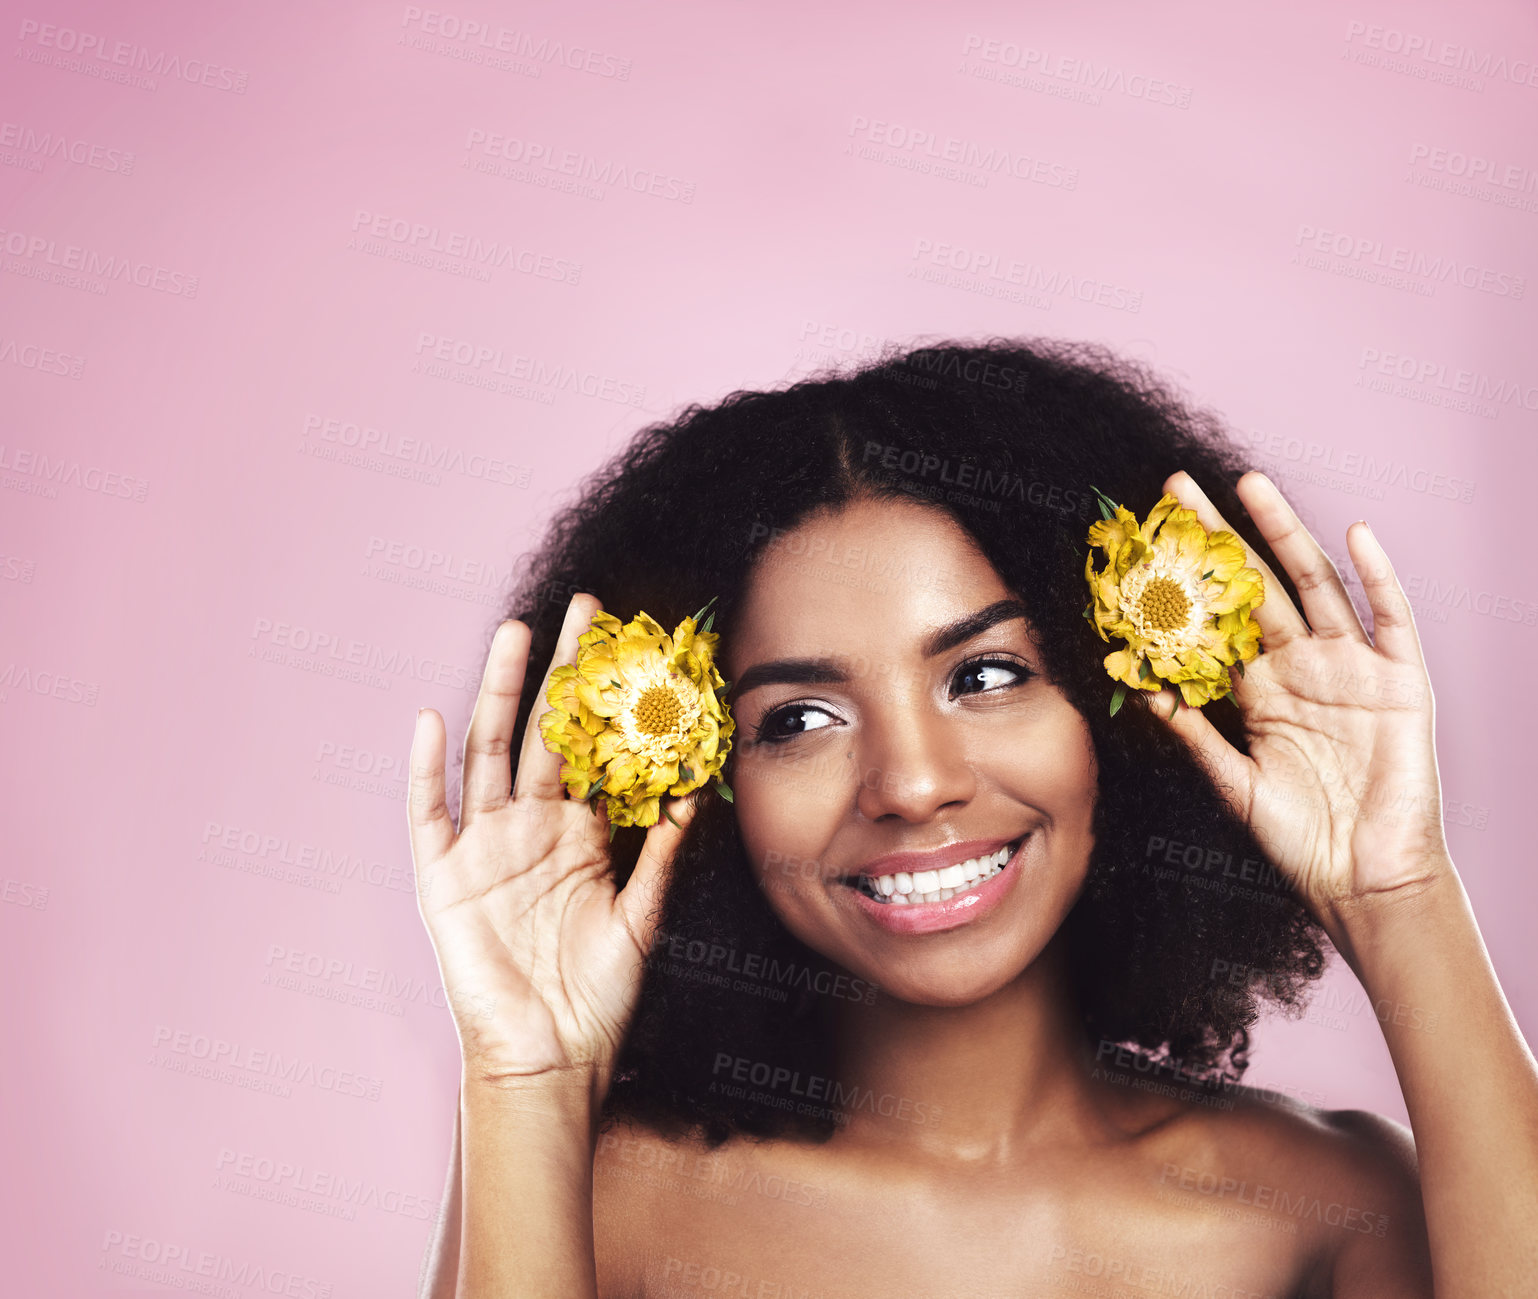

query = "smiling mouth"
[{"left": 844, "top": 834, "right": 1030, "bottom": 905}]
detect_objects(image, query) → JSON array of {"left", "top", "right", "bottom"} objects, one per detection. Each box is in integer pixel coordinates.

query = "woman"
[{"left": 408, "top": 339, "right": 1538, "bottom": 1297}]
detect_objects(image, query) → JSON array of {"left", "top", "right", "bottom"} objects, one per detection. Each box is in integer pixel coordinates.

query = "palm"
[
  {"left": 420, "top": 802, "right": 635, "bottom": 1077},
  {"left": 1155, "top": 473, "right": 1449, "bottom": 939},
  {"left": 1238, "top": 636, "right": 1441, "bottom": 904},
  {"left": 407, "top": 600, "right": 695, "bottom": 1086}
]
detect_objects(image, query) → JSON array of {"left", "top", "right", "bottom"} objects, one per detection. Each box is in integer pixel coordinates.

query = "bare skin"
[{"left": 409, "top": 473, "right": 1538, "bottom": 1297}]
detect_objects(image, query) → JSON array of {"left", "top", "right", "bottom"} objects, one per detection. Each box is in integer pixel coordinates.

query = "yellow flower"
[
  {"left": 1084, "top": 492, "right": 1265, "bottom": 709},
  {"left": 538, "top": 607, "right": 734, "bottom": 829}
]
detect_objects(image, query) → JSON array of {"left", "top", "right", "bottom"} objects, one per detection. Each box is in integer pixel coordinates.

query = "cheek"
[
  {"left": 992, "top": 710, "right": 1098, "bottom": 824},
  {"left": 1049, "top": 724, "right": 1099, "bottom": 813},
  {"left": 734, "top": 749, "right": 853, "bottom": 908},
  {"left": 984, "top": 712, "right": 1099, "bottom": 929}
]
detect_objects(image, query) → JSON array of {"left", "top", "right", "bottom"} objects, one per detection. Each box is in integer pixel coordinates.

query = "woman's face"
[{"left": 725, "top": 496, "right": 1098, "bottom": 1007}]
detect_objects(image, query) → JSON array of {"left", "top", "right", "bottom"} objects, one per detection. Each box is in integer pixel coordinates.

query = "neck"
[{"left": 822, "top": 933, "right": 1105, "bottom": 1162}]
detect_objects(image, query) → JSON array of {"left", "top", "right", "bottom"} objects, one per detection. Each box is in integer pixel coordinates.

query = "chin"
[
  {"left": 783, "top": 906, "right": 1068, "bottom": 1013},
  {"left": 866, "top": 957, "right": 1041, "bottom": 1009}
]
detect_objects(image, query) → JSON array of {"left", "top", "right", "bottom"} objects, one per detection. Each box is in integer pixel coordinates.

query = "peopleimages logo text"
[
  {"left": 400, "top": 7, "right": 631, "bottom": 78},
  {"left": 16, "top": 19, "right": 249, "bottom": 91},
  {"left": 848, "top": 117, "right": 1078, "bottom": 188},
  {"left": 1344, "top": 20, "right": 1538, "bottom": 88}
]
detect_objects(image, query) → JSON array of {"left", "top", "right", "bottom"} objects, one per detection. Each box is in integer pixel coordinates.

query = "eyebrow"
[{"left": 730, "top": 598, "right": 1031, "bottom": 697}]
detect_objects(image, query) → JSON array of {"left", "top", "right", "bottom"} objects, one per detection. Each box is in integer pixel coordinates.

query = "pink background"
[{"left": 3, "top": 0, "right": 1534, "bottom": 1291}]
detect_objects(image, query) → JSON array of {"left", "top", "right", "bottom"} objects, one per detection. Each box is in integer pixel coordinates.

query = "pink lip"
[
  {"left": 843, "top": 835, "right": 1020, "bottom": 880},
  {"left": 842, "top": 834, "right": 1030, "bottom": 936}
]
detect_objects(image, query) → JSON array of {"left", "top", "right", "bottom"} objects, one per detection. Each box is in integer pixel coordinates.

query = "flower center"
[
  {"left": 632, "top": 683, "right": 684, "bottom": 736},
  {"left": 1137, "top": 576, "right": 1191, "bottom": 632}
]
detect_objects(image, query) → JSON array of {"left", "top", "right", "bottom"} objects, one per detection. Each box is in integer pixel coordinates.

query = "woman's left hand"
[{"left": 1150, "top": 470, "right": 1454, "bottom": 957}]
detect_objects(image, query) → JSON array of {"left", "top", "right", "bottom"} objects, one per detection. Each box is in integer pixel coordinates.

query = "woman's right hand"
[{"left": 407, "top": 594, "right": 697, "bottom": 1094}]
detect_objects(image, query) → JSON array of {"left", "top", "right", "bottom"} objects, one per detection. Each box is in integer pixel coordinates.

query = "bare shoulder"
[
  {"left": 592, "top": 1111, "right": 847, "bottom": 1296},
  {"left": 591, "top": 1113, "right": 696, "bottom": 1245},
  {"left": 591, "top": 1113, "right": 680, "bottom": 1299},
  {"left": 1276, "top": 1102, "right": 1432, "bottom": 1296},
  {"left": 591, "top": 1112, "right": 791, "bottom": 1296},
  {"left": 1133, "top": 1082, "right": 1432, "bottom": 1295}
]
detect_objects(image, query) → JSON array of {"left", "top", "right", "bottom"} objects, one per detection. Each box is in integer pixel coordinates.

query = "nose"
[{"left": 853, "top": 705, "right": 976, "bottom": 824}]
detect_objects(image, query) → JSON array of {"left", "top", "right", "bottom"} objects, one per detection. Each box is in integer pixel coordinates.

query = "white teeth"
[{"left": 853, "top": 839, "right": 1024, "bottom": 905}]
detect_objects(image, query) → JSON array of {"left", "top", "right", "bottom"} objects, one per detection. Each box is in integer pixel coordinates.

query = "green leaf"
[
  {"left": 1088, "top": 484, "right": 1122, "bottom": 517},
  {"left": 679, "top": 764, "right": 694, "bottom": 783},
  {"left": 1109, "top": 683, "right": 1128, "bottom": 716},
  {"left": 1169, "top": 692, "right": 1180, "bottom": 720},
  {"left": 662, "top": 802, "right": 682, "bottom": 829},
  {"left": 1201, "top": 570, "right": 1214, "bottom": 581},
  {"left": 608, "top": 821, "right": 620, "bottom": 843},
  {"left": 713, "top": 779, "right": 734, "bottom": 803},
  {"left": 1235, "top": 659, "right": 1246, "bottom": 678},
  {"left": 690, "top": 594, "right": 720, "bottom": 624},
  {"left": 700, "top": 611, "right": 716, "bottom": 634},
  {"left": 1138, "top": 659, "right": 1152, "bottom": 682}
]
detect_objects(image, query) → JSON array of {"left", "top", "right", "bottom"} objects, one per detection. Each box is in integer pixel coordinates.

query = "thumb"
[
  {"left": 616, "top": 790, "right": 703, "bottom": 953},
  {"left": 1144, "top": 685, "right": 1254, "bottom": 813}
]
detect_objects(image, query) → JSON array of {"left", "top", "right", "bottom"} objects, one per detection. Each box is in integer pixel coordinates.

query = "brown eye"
[
  {"left": 950, "top": 657, "right": 1033, "bottom": 699},
  {"left": 754, "top": 702, "right": 839, "bottom": 744}
]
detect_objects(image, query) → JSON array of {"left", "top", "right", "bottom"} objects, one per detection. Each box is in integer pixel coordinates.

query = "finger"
[
  {"left": 459, "top": 620, "right": 532, "bottom": 829},
  {"left": 1142, "top": 687, "right": 1257, "bottom": 813},
  {"left": 1163, "top": 470, "right": 1308, "bottom": 648},
  {"left": 1345, "top": 521, "right": 1424, "bottom": 666},
  {"left": 1235, "top": 472, "right": 1367, "bottom": 643},
  {"left": 1227, "top": 655, "right": 1270, "bottom": 711},
  {"left": 616, "top": 792, "right": 700, "bottom": 952},
  {"left": 513, "top": 592, "right": 605, "bottom": 802},
  {"left": 407, "top": 707, "right": 456, "bottom": 875}
]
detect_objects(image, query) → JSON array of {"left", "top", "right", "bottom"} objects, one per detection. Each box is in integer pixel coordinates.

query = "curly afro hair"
[{"left": 495, "top": 336, "right": 1328, "bottom": 1147}]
